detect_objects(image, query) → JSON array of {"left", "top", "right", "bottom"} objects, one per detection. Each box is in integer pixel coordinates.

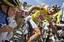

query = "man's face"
[
  {"left": 48, "top": 7, "right": 55, "bottom": 15},
  {"left": 8, "top": 7, "right": 18, "bottom": 18}
]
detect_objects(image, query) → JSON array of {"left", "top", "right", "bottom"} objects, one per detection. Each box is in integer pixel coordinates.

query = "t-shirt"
[
  {"left": 7, "top": 17, "right": 17, "bottom": 28},
  {"left": 0, "top": 11, "right": 8, "bottom": 27},
  {"left": 0, "top": 17, "right": 17, "bottom": 42}
]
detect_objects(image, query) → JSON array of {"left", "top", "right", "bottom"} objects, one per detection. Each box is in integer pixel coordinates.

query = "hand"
[
  {"left": 56, "top": 24, "right": 64, "bottom": 27},
  {"left": 0, "top": 25, "right": 13, "bottom": 32}
]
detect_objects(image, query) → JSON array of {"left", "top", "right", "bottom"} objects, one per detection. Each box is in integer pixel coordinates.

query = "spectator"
[{"left": 0, "top": 0, "right": 20, "bottom": 42}]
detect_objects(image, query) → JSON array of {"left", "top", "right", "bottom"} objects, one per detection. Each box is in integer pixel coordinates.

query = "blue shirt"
[{"left": 0, "top": 11, "right": 8, "bottom": 26}]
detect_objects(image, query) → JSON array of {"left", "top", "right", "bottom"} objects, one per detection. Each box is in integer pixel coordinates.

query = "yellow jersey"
[
  {"left": 53, "top": 10, "right": 62, "bottom": 24},
  {"left": 32, "top": 10, "right": 51, "bottom": 24},
  {"left": 32, "top": 10, "right": 40, "bottom": 24}
]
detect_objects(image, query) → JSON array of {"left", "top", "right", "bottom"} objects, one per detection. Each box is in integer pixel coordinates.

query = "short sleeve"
[
  {"left": 29, "top": 19, "right": 38, "bottom": 29},
  {"left": 7, "top": 17, "right": 17, "bottom": 28}
]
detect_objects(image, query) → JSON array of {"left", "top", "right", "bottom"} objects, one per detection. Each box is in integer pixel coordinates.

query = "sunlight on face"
[
  {"left": 48, "top": 7, "right": 55, "bottom": 15},
  {"left": 8, "top": 7, "right": 18, "bottom": 17}
]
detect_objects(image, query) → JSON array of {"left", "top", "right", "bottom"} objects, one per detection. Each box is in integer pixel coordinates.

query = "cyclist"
[
  {"left": 29, "top": 5, "right": 61, "bottom": 42},
  {"left": 25, "top": 10, "right": 41, "bottom": 42},
  {"left": 24, "top": 5, "right": 49, "bottom": 42},
  {"left": 0, "top": 0, "right": 20, "bottom": 42}
]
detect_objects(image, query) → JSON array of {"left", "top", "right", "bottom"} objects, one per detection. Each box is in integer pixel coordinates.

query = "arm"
[
  {"left": 28, "top": 18, "right": 41, "bottom": 42},
  {"left": 3, "top": 0, "right": 14, "bottom": 7},
  {"left": 56, "top": 24, "right": 64, "bottom": 27},
  {"left": 0, "top": 25, "right": 13, "bottom": 32},
  {"left": 28, "top": 28, "right": 41, "bottom": 42}
]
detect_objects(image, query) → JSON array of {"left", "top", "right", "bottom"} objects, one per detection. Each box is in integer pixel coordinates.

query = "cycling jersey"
[
  {"left": 53, "top": 10, "right": 62, "bottom": 24},
  {"left": 32, "top": 10, "right": 40, "bottom": 24},
  {"left": 32, "top": 10, "right": 50, "bottom": 25},
  {"left": 24, "top": 15, "right": 38, "bottom": 34},
  {"left": 25, "top": 15, "right": 38, "bottom": 29}
]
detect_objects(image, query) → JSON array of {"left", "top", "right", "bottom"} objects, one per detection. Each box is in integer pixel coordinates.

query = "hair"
[
  {"left": 23, "top": 2, "right": 27, "bottom": 7},
  {"left": 48, "top": 5, "right": 61, "bottom": 15},
  {"left": 52, "top": 5, "right": 60, "bottom": 13}
]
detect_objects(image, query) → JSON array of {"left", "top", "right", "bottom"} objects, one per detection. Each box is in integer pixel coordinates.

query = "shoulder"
[{"left": 25, "top": 15, "right": 31, "bottom": 22}]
